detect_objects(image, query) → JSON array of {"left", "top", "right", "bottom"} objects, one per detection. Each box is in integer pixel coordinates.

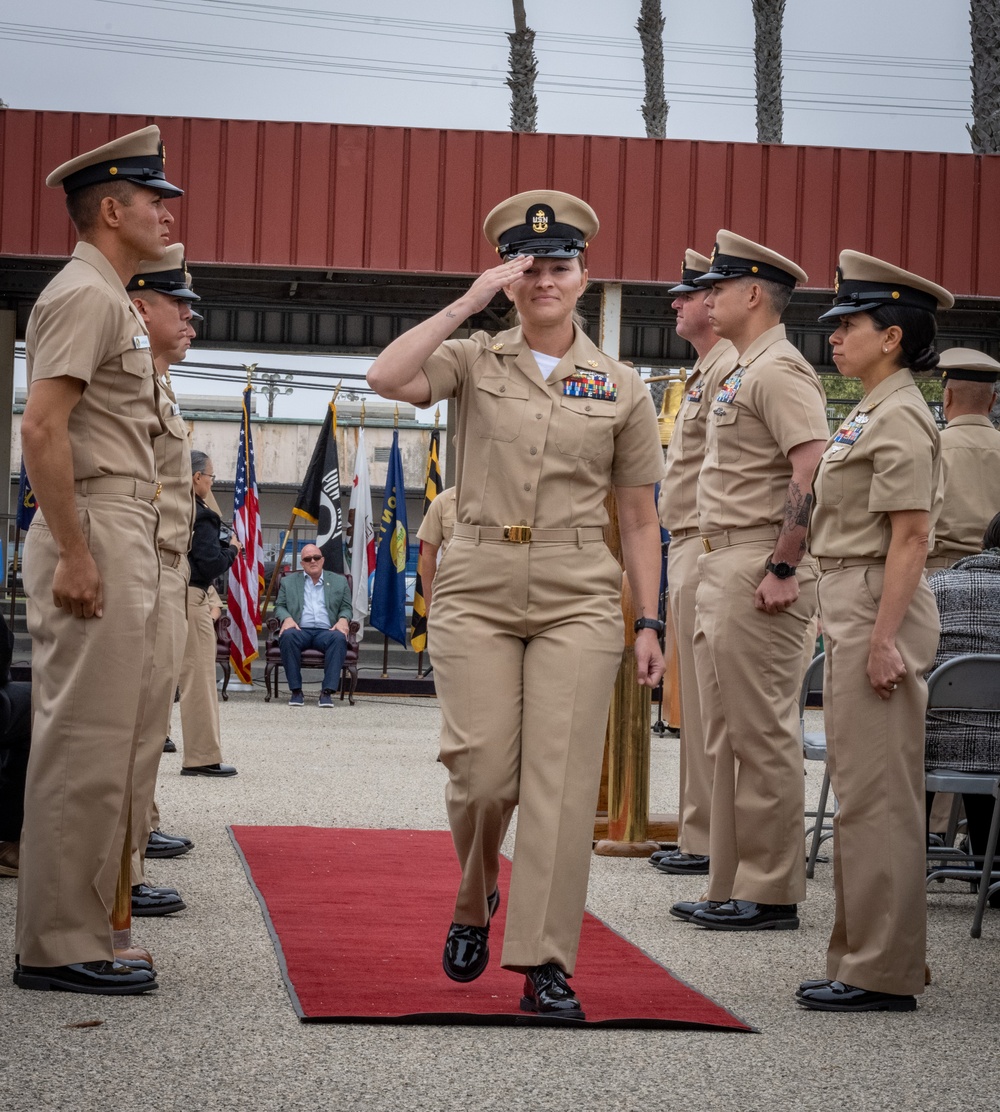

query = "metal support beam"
[{"left": 599, "top": 282, "right": 622, "bottom": 361}]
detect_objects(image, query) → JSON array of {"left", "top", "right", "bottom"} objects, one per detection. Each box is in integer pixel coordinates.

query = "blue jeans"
[{"left": 279, "top": 627, "right": 348, "bottom": 693}]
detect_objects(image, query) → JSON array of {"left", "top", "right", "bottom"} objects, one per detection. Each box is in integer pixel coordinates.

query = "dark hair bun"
[{"left": 910, "top": 346, "right": 940, "bottom": 373}]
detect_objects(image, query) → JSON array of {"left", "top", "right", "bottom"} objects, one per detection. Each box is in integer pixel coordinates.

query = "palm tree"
[
  {"left": 507, "top": 0, "right": 538, "bottom": 133},
  {"left": 752, "top": 0, "right": 785, "bottom": 144},
  {"left": 636, "top": 0, "right": 668, "bottom": 138},
  {"left": 969, "top": 0, "right": 1000, "bottom": 153}
]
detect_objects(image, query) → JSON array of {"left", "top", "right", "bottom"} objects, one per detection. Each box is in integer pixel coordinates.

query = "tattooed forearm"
[{"left": 783, "top": 481, "right": 813, "bottom": 531}]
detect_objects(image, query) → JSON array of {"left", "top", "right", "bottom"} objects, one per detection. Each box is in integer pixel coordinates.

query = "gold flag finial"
[{"left": 243, "top": 362, "right": 257, "bottom": 387}]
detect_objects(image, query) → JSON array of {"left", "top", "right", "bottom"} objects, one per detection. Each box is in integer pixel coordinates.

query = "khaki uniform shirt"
[
  {"left": 155, "top": 376, "right": 195, "bottom": 556},
  {"left": 930, "top": 414, "right": 1000, "bottom": 558},
  {"left": 697, "top": 324, "right": 829, "bottom": 534},
  {"left": 423, "top": 325, "right": 663, "bottom": 528},
  {"left": 417, "top": 486, "right": 457, "bottom": 558},
  {"left": 25, "top": 242, "right": 160, "bottom": 483},
  {"left": 810, "top": 369, "right": 941, "bottom": 558},
  {"left": 658, "top": 339, "right": 734, "bottom": 534}
]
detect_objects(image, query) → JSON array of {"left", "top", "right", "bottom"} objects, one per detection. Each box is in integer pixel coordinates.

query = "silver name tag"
[{"left": 132, "top": 335, "right": 151, "bottom": 350}]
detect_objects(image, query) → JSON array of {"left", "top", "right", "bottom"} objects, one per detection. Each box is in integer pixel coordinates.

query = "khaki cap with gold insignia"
[
  {"left": 695, "top": 230, "right": 807, "bottom": 288},
  {"left": 938, "top": 347, "right": 1000, "bottom": 384},
  {"left": 668, "top": 249, "right": 712, "bottom": 294},
  {"left": 46, "top": 124, "right": 183, "bottom": 198},
  {"left": 819, "top": 250, "right": 954, "bottom": 321},
  {"left": 127, "top": 243, "right": 200, "bottom": 300},
  {"left": 483, "top": 190, "right": 598, "bottom": 260}
]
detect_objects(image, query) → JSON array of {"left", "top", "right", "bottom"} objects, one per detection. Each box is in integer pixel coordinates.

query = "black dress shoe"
[
  {"left": 163, "top": 736, "right": 177, "bottom": 753},
  {"left": 131, "top": 883, "right": 186, "bottom": 916},
  {"left": 442, "top": 888, "right": 499, "bottom": 983},
  {"left": 181, "top": 763, "right": 237, "bottom": 777},
  {"left": 797, "top": 980, "right": 917, "bottom": 1012},
  {"left": 520, "top": 963, "right": 585, "bottom": 1021},
  {"left": 648, "top": 846, "right": 679, "bottom": 865},
  {"left": 669, "top": 898, "right": 722, "bottom": 923},
  {"left": 691, "top": 899, "right": 799, "bottom": 931},
  {"left": 654, "top": 852, "right": 711, "bottom": 876},
  {"left": 155, "top": 828, "right": 194, "bottom": 849},
  {"left": 14, "top": 961, "right": 158, "bottom": 995},
  {"left": 145, "top": 830, "right": 192, "bottom": 859},
  {"left": 795, "top": 977, "right": 832, "bottom": 998}
]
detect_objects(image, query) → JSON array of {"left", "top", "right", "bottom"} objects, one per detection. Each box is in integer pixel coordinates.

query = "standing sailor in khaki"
[
  {"left": 926, "top": 349, "right": 1000, "bottom": 570},
  {"left": 653, "top": 251, "right": 734, "bottom": 879},
  {"left": 683, "top": 231, "right": 829, "bottom": 932},
  {"left": 798, "top": 251, "right": 950, "bottom": 1013},
  {"left": 368, "top": 191, "right": 665, "bottom": 1020},
  {"left": 127, "top": 245, "right": 200, "bottom": 915},
  {"left": 15, "top": 126, "right": 182, "bottom": 995}
]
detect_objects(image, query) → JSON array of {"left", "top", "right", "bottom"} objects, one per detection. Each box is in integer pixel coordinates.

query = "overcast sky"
[{"left": 2, "top": 0, "right": 976, "bottom": 417}]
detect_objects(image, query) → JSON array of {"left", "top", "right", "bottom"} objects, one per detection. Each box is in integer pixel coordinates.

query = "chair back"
[
  {"left": 927, "top": 654, "right": 1000, "bottom": 712},
  {"left": 799, "top": 651, "right": 825, "bottom": 717}
]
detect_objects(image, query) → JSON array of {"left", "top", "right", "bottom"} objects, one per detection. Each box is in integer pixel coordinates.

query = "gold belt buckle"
[
  {"left": 503, "top": 525, "right": 532, "bottom": 544},
  {"left": 154, "top": 482, "right": 162, "bottom": 502},
  {"left": 701, "top": 536, "right": 712, "bottom": 553}
]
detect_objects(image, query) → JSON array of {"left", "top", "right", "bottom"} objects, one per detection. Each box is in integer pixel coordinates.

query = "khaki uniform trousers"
[
  {"left": 693, "top": 540, "right": 817, "bottom": 906},
  {"left": 667, "top": 534, "right": 712, "bottom": 856},
  {"left": 177, "top": 586, "right": 224, "bottom": 768},
  {"left": 129, "top": 558, "right": 189, "bottom": 885},
  {"left": 17, "top": 497, "right": 159, "bottom": 966},
  {"left": 430, "top": 537, "right": 623, "bottom": 975},
  {"left": 819, "top": 565, "right": 939, "bottom": 996}
]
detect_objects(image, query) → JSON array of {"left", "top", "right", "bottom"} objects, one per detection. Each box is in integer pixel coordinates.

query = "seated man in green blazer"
[{"left": 274, "top": 543, "right": 353, "bottom": 708}]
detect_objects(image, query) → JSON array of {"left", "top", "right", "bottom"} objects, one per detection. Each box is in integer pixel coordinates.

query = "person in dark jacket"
[{"left": 176, "top": 451, "right": 241, "bottom": 776}]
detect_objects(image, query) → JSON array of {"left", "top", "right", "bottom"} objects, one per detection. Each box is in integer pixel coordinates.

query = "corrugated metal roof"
[{"left": 2, "top": 109, "right": 999, "bottom": 296}]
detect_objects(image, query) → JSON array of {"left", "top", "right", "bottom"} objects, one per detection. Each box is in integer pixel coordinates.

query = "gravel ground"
[{"left": 2, "top": 687, "right": 999, "bottom": 1112}]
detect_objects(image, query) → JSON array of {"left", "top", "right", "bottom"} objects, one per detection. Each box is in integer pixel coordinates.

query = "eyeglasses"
[
  {"left": 301, "top": 555, "right": 323, "bottom": 563},
  {"left": 198, "top": 472, "right": 215, "bottom": 481}
]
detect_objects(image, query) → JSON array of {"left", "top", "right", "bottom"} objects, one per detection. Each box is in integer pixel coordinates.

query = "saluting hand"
[
  {"left": 461, "top": 255, "right": 534, "bottom": 316},
  {"left": 52, "top": 547, "right": 103, "bottom": 619}
]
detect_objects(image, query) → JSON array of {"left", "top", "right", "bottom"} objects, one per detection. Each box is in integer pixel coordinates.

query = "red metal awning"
[{"left": 2, "top": 109, "right": 999, "bottom": 297}]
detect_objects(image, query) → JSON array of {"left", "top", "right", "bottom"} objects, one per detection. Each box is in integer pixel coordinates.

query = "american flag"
[{"left": 228, "top": 385, "right": 264, "bottom": 683}]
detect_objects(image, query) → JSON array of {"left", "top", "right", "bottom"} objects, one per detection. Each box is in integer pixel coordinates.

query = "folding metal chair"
[
  {"left": 924, "top": 654, "right": 1000, "bottom": 939},
  {"left": 800, "top": 651, "right": 834, "bottom": 879}
]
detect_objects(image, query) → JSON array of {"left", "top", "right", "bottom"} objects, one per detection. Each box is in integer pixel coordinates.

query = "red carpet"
[{"left": 229, "top": 826, "right": 753, "bottom": 1031}]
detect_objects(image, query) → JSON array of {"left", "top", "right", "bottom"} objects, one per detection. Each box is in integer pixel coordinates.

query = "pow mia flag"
[{"left": 292, "top": 400, "right": 345, "bottom": 572}]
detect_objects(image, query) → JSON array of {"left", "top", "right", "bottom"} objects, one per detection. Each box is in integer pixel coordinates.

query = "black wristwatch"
[
  {"left": 765, "top": 560, "right": 797, "bottom": 580},
  {"left": 634, "top": 617, "right": 666, "bottom": 635}
]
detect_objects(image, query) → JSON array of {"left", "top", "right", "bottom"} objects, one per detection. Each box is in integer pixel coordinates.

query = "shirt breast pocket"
[
  {"left": 708, "top": 403, "right": 740, "bottom": 464},
  {"left": 555, "top": 396, "right": 617, "bottom": 460},
  {"left": 473, "top": 376, "right": 530, "bottom": 442},
  {"left": 107, "top": 347, "right": 154, "bottom": 417},
  {"left": 814, "top": 444, "right": 855, "bottom": 507}
]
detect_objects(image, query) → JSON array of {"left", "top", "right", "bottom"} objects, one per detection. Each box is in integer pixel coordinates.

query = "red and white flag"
[
  {"left": 228, "top": 385, "right": 264, "bottom": 682},
  {"left": 346, "top": 427, "right": 376, "bottom": 641}
]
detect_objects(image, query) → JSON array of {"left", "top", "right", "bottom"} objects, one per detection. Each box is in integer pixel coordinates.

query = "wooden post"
[
  {"left": 110, "top": 800, "right": 153, "bottom": 966},
  {"left": 593, "top": 490, "right": 677, "bottom": 853}
]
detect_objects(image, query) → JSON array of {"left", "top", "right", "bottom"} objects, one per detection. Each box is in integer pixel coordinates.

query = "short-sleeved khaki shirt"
[
  {"left": 930, "top": 415, "right": 1000, "bottom": 558},
  {"left": 155, "top": 377, "right": 195, "bottom": 555},
  {"left": 658, "top": 339, "right": 734, "bottom": 534},
  {"left": 810, "top": 369, "right": 941, "bottom": 559},
  {"left": 417, "top": 486, "right": 457, "bottom": 557},
  {"left": 697, "top": 324, "right": 828, "bottom": 534},
  {"left": 423, "top": 325, "right": 663, "bottom": 529},
  {"left": 25, "top": 242, "right": 161, "bottom": 483}
]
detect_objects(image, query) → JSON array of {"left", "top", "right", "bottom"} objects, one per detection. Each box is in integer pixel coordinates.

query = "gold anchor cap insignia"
[{"left": 532, "top": 208, "right": 549, "bottom": 234}]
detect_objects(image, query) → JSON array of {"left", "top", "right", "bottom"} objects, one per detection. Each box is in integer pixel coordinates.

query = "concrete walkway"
[{"left": 2, "top": 686, "right": 999, "bottom": 1111}]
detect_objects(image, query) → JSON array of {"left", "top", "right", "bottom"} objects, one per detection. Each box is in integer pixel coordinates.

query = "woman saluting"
[{"left": 367, "top": 191, "right": 664, "bottom": 1020}]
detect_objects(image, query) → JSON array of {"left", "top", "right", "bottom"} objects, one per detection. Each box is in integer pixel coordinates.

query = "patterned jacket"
[{"left": 925, "top": 549, "right": 1000, "bottom": 771}]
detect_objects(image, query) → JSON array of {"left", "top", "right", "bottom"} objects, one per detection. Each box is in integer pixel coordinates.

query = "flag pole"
[
  {"left": 8, "top": 522, "right": 20, "bottom": 632},
  {"left": 381, "top": 404, "right": 400, "bottom": 679}
]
